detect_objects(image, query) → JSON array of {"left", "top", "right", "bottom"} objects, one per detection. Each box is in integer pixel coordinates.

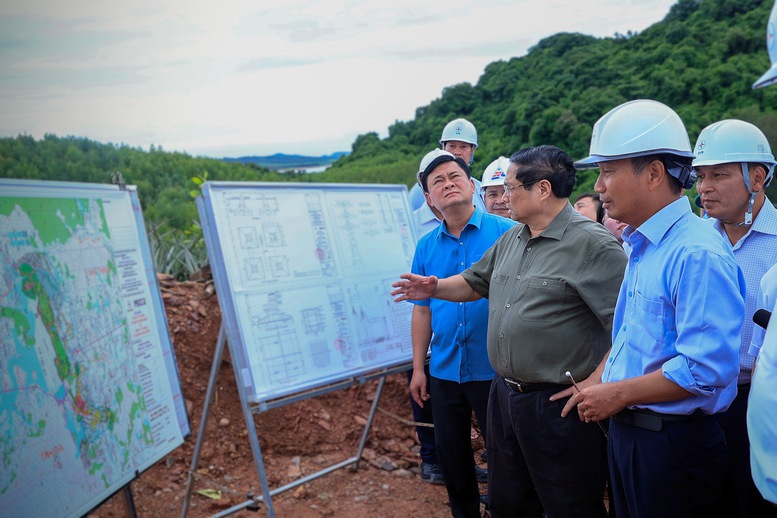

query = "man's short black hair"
[
  {"left": 509, "top": 145, "right": 576, "bottom": 198},
  {"left": 419, "top": 155, "right": 471, "bottom": 192},
  {"left": 631, "top": 154, "right": 691, "bottom": 194},
  {"left": 574, "top": 192, "right": 604, "bottom": 223}
]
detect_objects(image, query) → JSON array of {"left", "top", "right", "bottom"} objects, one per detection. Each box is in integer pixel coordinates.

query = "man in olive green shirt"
[{"left": 393, "top": 146, "right": 626, "bottom": 517}]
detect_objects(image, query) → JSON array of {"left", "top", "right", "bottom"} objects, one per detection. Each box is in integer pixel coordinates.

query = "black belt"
[
  {"left": 611, "top": 407, "right": 705, "bottom": 432},
  {"left": 503, "top": 377, "right": 565, "bottom": 394}
]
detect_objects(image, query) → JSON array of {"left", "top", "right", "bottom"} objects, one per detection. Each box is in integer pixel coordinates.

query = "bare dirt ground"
[{"left": 90, "top": 275, "right": 488, "bottom": 518}]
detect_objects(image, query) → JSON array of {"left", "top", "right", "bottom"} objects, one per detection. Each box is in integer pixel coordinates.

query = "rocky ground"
[{"left": 90, "top": 275, "right": 488, "bottom": 517}]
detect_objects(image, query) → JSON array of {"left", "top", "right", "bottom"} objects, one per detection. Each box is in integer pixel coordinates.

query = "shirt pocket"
[
  {"left": 491, "top": 272, "right": 509, "bottom": 285},
  {"left": 629, "top": 290, "right": 664, "bottom": 356},
  {"left": 517, "top": 277, "right": 567, "bottom": 321}
]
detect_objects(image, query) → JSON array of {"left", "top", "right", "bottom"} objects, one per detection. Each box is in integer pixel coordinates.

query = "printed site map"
[{"left": 0, "top": 182, "right": 188, "bottom": 518}]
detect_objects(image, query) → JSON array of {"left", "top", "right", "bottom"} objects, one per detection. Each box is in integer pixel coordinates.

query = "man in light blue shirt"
[
  {"left": 409, "top": 149, "right": 515, "bottom": 517},
  {"left": 566, "top": 100, "right": 746, "bottom": 517},
  {"left": 693, "top": 119, "right": 777, "bottom": 517},
  {"left": 748, "top": 263, "right": 777, "bottom": 506}
]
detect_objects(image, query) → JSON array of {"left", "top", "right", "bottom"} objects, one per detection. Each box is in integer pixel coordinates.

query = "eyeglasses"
[{"left": 503, "top": 180, "right": 539, "bottom": 196}]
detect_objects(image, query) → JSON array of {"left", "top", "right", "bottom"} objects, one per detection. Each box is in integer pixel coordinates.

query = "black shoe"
[
  {"left": 475, "top": 464, "right": 488, "bottom": 483},
  {"left": 420, "top": 462, "right": 444, "bottom": 484}
]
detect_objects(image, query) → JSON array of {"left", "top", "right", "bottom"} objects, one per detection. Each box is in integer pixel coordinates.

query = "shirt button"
[
  {"left": 527, "top": 247, "right": 532, "bottom": 252},
  {"left": 608, "top": 358, "right": 613, "bottom": 363},
  {"left": 499, "top": 333, "right": 504, "bottom": 338},
  {"left": 460, "top": 261, "right": 465, "bottom": 266},
  {"left": 542, "top": 281, "right": 547, "bottom": 286},
  {"left": 633, "top": 257, "right": 639, "bottom": 262},
  {"left": 622, "top": 325, "right": 627, "bottom": 331},
  {"left": 506, "top": 303, "right": 511, "bottom": 308},
  {"left": 459, "top": 302, "right": 463, "bottom": 305},
  {"left": 516, "top": 275, "right": 521, "bottom": 280},
  {"left": 459, "top": 242, "right": 464, "bottom": 245},
  {"left": 628, "top": 291, "right": 633, "bottom": 297}
]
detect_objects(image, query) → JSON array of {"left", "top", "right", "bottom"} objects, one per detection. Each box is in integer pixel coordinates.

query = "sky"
[{"left": 0, "top": 0, "right": 679, "bottom": 158}]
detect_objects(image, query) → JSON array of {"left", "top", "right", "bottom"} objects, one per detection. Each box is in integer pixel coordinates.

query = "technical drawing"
[
  {"left": 205, "top": 184, "right": 417, "bottom": 402},
  {"left": 262, "top": 222, "right": 285, "bottom": 247},
  {"left": 244, "top": 258, "right": 264, "bottom": 281},
  {"left": 309, "top": 340, "right": 331, "bottom": 368},
  {"left": 238, "top": 227, "right": 260, "bottom": 249},
  {"left": 346, "top": 280, "right": 410, "bottom": 363},
  {"left": 249, "top": 292, "right": 305, "bottom": 384},
  {"left": 267, "top": 256, "right": 290, "bottom": 277},
  {"left": 302, "top": 307, "right": 326, "bottom": 334}
]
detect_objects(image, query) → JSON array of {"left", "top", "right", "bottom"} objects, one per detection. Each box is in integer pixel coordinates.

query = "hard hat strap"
[
  {"left": 742, "top": 163, "right": 754, "bottom": 226},
  {"left": 665, "top": 156, "right": 696, "bottom": 190}
]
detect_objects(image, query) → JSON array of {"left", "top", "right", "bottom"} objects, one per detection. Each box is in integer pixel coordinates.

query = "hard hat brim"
[
  {"left": 753, "top": 63, "right": 777, "bottom": 89},
  {"left": 693, "top": 155, "right": 777, "bottom": 168},
  {"left": 574, "top": 149, "right": 695, "bottom": 169}
]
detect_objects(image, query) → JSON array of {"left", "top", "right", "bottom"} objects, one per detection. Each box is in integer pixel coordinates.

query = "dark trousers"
[
  {"left": 407, "top": 366, "right": 437, "bottom": 464},
  {"left": 487, "top": 377, "right": 608, "bottom": 518},
  {"left": 715, "top": 384, "right": 777, "bottom": 517},
  {"left": 608, "top": 412, "right": 727, "bottom": 518},
  {"left": 430, "top": 375, "right": 491, "bottom": 518}
]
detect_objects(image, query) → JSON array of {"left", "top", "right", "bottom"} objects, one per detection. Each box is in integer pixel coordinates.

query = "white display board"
[
  {"left": 0, "top": 179, "right": 189, "bottom": 518},
  {"left": 198, "top": 182, "right": 416, "bottom": 403}
]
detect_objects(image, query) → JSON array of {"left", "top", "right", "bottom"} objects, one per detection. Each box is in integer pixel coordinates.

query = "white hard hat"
[
  {"left": 693, "top": 119, "right": 776, "bottom": 174},
  {"left": 440, "top": 118, "right": 478, "bottom": 147},
  {"left": 693, "top": 119, "right": 776, "bottom": 225},
  {"left": 481, "top": 156, "right": 511, "bottom": 189},
  {"left": 576, "top": 99, "right": 695, "bottom": 188},
  {"left": 753, "top": 1, "right": 777, "bottom": 89},
  {"left": 417, "top": 149, "right": 469, "bottom": 190},
  {"left": 577, "top": 100, "right": 694, "bottom": 165}
]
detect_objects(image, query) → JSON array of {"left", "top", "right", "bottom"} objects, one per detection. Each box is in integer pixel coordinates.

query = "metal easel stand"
[
  {"left": 122, "top": 484, "right": 138, "bottom": 518},
  {"left": 181, "top": 324, "right": 409, "bottom": 518}
]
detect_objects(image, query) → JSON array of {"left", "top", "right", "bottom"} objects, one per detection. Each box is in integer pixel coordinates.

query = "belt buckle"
[{"left": 505, "top": 378, "right": 524, "bottom": 393}]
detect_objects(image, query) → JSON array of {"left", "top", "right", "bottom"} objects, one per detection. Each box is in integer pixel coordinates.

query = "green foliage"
[
  {"left": 190, "top": 172, "right": 209, "bottom": 199},
  {"left": 147, "top": 221, "right": 207, "bottom": 281}
]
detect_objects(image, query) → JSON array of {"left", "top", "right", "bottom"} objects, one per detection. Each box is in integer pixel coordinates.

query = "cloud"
[{"left": 239, "top": 56, "right": 321, "bottom": 72}]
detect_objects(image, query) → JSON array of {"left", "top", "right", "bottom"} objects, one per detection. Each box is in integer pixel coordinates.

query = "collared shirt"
[
  {"left": 748, "top": 304, "right": 777, "bottom": 503},
  {"left": 603, "top": 196, "right": 745, "bottom": 415},
  {"left": 461, "top": 203, "right": 626, "bottom": 384},
  {"left": 709, "top": 198, "right": 777, "bottom": 382},
  {"left": 411, "top": 207, "right": 516, "bottom": 383},
  {"left": 749, "top": 263, "right": 777, "bottom": 358}
]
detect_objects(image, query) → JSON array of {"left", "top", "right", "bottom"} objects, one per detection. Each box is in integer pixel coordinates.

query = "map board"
[
  {"left": 198, "top": 182, "right": 417, "bottom": 404},
  {"left": 0, "top": 179, "right": 190, "bottom": 518}
]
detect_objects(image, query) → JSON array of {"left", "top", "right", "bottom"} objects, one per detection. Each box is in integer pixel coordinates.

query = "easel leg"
[
  {"left": 239, "top": 368, "right": 276, "bottom": 516},
  {"left": 123, "top": 483, "right": 137, "bottom": 518},
  {"left": 352, "top": 374, "right": 387, "bottom": 471},
  {"left": 180, "top": 324, "right": 227, "bottom": 518}
]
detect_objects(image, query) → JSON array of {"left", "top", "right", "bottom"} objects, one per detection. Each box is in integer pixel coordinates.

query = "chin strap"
[{"left": 742, "top": 163, "right": 756, "bottom": 227}]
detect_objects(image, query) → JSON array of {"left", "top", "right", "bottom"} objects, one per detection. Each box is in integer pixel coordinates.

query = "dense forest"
[{"left": 2, "top": 0, "right": 777, "bottom": 276}]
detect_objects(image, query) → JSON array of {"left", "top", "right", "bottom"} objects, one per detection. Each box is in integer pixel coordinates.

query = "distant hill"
[{"left": 222, "top": 152, "right": 349, "bottom": 171}]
